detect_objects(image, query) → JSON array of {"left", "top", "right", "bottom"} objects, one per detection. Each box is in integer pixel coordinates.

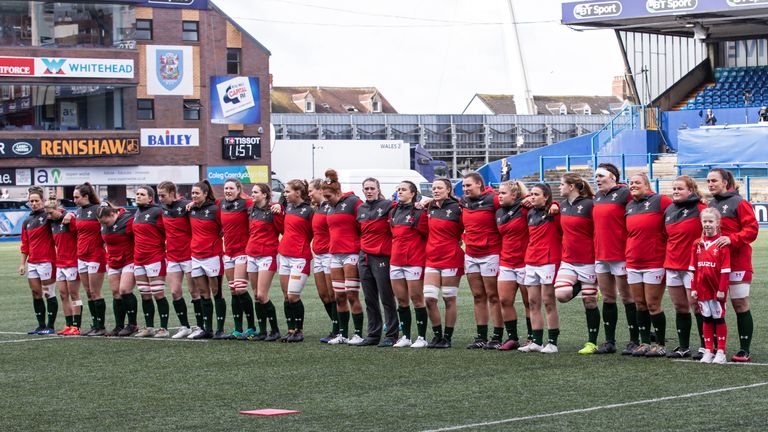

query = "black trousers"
[{"left": 358, "top": 252, "right": 399, "bottom": 339}]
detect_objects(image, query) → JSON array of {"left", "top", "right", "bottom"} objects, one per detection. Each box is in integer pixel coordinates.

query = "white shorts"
[
  {"left": 134, "top": 261, "right": 165, "bottom": 278},
  {"left": 465, "top": 254, "right": 499, "bottom": 277},
  {"left": 425, "top": 267, "right": 461, "bottom": 278},
  {"left": 167, "top": 260, "right": 192, "bottom": 274},
  {"left": 595, "top": 260, "right": 627, "bottom": 276},
  {"left": 699, "top": 299, "right": 725, "bottom": 319},
  {"left": 626, "top": 268, "right": 665, "bottom": 285},
  {"left": 77, "top": 259, "right": 104, "bottom": 274},
  {"left": 524, "top": 264, "right": 557, "bottom": 286},
  {"left": 313, "top": 253, "right": 332, "bottom": 274},
  {"left": 247, "top": 255, "right": 276, "bottom": 273},
  {"left": 558, "top": 262, "right": 597, "bottom": 284},
  {"left": 278, "top": 256, "right": 310, "bottom": 276},
  {"left": 390, "top": 265, "right": 424, "bottom": 281},
  {"left": 27, "top": 262, "right": 53, "bottom": 280},
  {"left": 107, "top": 263, "right": 135, "bottom": 276},
  {"left": 666, "top": 270, "right": 692, "bottom": 289},
  {"left": 223, "top": 254, "right": 248, "bottom": 270},
  {"left": 191, "top": 256, "right": 222, "bottom": 278},
  {"left": 56, "top": 266, "right": 79, "bottom": 282},
  {"left": 729, "top": 271, "right": 751, "bottom": 299},
  {"left": 331, "top": 253, "right": 359, "bottom": 269},
  {"left": 498, "top": 266, "right": 526, "bottom": 284}
]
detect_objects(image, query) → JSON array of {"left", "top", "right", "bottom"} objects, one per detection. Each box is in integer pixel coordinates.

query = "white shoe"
[
  {"left": 134, "top": 327, "right": 155, "bottom": 337},
  {"left": 518, "top": 342, "right": 543, "bottom": 352},
  {"left": 154, "top": 328, "right": 170, "bottom": 338},
  {"left": 700, "top": 350, "right": 715, "bottom": 363},
  {"left": 410, "top": 336, "right": 428, "bottom": 348},
  {"left": 187, "top": 326, "right": 204, "bottom": 339},
  {"left": 713, "top": 350, "right": 727, "bottom": 364},
  {"left": 327, "top": 334, "right": 348, "bottom": 345},
  {"left": 347, "top": 334, "right": 365, "bottom": 345},
  {"left": 541, "top": 343, "right": 559, "bottom": 354},
  {"left": 173, "top": 326, "right": 192, "bottom": 339},
  {"left": 393, "top": 335, "right": 412, "bottom": 347}
]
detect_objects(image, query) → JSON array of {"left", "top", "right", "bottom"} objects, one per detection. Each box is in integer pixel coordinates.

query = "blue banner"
[
  {"left": 678, "top": 125, "right": 768, "bottom": 165},
  {"left": 209, "top": 76, "right": 261, "bottom": 125},
  {"left": 0, "top": 210, "right": 30, "bottom": 236},
  {"left": 562, "top": 0, "right": 768, "bottom": 24},
  {"left": 139, "top": 0, "right": 209, "bottom": 9}
]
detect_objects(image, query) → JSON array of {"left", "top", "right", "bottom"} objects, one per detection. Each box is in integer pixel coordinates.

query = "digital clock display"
[{"left": 222, "top": 136, "right": 261, "bottom": 160}]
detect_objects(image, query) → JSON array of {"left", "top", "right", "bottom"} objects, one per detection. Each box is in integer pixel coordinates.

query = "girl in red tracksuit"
[
  {"left": 519, "top": 183, "right": 562, "bottom": 354},
  {"left": 46, "top": 199, "right": 82, "bottom": 335},
  {"left": 220, "top": 178, "right": 256, "bottom": 339},
  {"left": 664, "top": 175, "right": 707, "bottom": 359},
  {"left": 19, "top": 187, "right": 57, "bottom": 335},
  {"left": 707, "top": 168, "right": 758, "bottom": 362},
  {"left": 460, "top": 172, "right": 503, "bottom": 349},
  {"left": 132, "top": 185, "right": 169, "bottom": 338},
  {"left": 278, "top": 179, "right": 315, "bottom": 343},
  {"left": 495, "top": 180, "right": 530, "bottom": 351},
  {"left": 424, "top": 178, "right": 463, "bottom": 349},
  {"left": 189, "top": 180, "right": 225, "bottom": 339},
  {"left": 322, "top": 169, "right": 364, "bottom": 345},
  {"left": 309, "top": 179, "right": 338, "bottom": 342},
  {"left": 98, "top": 203, "right": 138, "bottom": 337},
  {"left": 390, "top": 181, "right": 429, "bottom": 349},
  {"left": 246, "top": 182, "right": 284, "bottom": 341},
  {"left": 625, "top": 173, "right": 672, "bottom": 358}
]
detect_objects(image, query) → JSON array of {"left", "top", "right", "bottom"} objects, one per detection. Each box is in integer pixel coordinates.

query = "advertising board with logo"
[
  {"left": 207, "top": 165, "right": 268, "bottom": 184},
  {"left": 34, "top": 165, "right": 199, "bottom": 186},
  {"left": 0, "top": 139, "right": 40, "bottom": 158},
  {"left": 210, "top": 76, "right": 261, "bottom": 124},
  {"left": 141, "top": 128, "right": 199, "bottom": 147},
  {"left": 562, "top": 0, "right": 768, "bottom": 23},
  {"left": 222, "top": 136, "right": 261, "bottom": 160},
  {"left": 0, "top": 56, "right": 133, "bottom": 78},
  {"left": 39, "top": 138, "right": 140, "bottom": 158},
  {"left": 140, "top": 0, "right": 209, "bottom": 9},
  {"left": 146, "top": 46, "right": 193, "bottom": 96},
  {"left": 0, "top": 168, "right": 32, "bottom": 186}
]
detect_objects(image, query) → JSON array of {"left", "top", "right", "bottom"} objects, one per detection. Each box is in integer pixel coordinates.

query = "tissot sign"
[
  {"left": 0, "top": 56, "right": 134, "bottom": 79},
  {"left": 563, "top": 0, "right": 768, "bottom": 23}
]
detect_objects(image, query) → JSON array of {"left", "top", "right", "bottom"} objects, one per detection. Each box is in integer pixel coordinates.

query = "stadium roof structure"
[{"left": 562, "top": 0, "right": 768, "bottom": 41}]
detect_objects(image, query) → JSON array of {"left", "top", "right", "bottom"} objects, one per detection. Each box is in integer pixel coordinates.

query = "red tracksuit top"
[
  {"left": 496, "top": 199, "right": 529, "bottom": 268},
  {"left": 51, "top": 209, "right": 78, "bottom": 268},
  {"left": 21, "top": 209, "right": 56, "bottom": 264},
  {"left": 219, "top": 197, "right": 252, "bottom": 257},
  {"left": 461, "top": 187, "right": 501, "bottom": 257},
  {"left": 560, "top": 196, "right": 594, "bottom": 265},
  {"left": 689, "top": 237, "right": 731, "bottom": 301},
  {"left": 664, "top": 194, "right": 706, "bottom": 271},
  {"left": 189, "top": 200, "right": 223, "bottom": 259},
  {"left": 426, "top": 197, "right": 464, "bottom": 269},
  {"left": 625, "top": 193, "right": 672, "bottom": 270},
  {"left": 162, "top": 198, "right": 192, "bottom": 263},
  {"left": 357, "top": 198, "right": 394, "bottom": 256},
  {"left": 73, "top": 204, "right": 106, "bottom": 263},
  {"left": 133, "top": 203, "right": 166, "bottom": 266},
  {"left": 102, "top": 211, "right": 134, "bottom": 269},
  {"left": 593, "top": 184, "right": 631, "bottom": 261},
  {"left": 327, "top": 192, "right": 362, "bottom": 254},
  {"left": 709, "top": 190, "right": 758, "bottom": 273},
  {"left": 246, "top": 203, "right": 284, "bottom": 257},
  {"left": 312, "top": 202, "right": 332, "bottom": 255},
  {"left": 390, "top": 201, "right": 429, "bottom": 267},
  {"left": 525, "top": 206, "right": 562, "bottom": 266},
  {"left": 278, "top": 202, "right": 314, "bottom": 259}
]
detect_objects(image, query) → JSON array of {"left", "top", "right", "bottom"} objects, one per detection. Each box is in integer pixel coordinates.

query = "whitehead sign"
[{"left": 141, "top": 128, "right": 199, "bottom": 147}]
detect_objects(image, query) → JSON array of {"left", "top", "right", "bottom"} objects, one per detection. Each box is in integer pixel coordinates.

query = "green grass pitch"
[{"left": 1, "top": 235, "right": 768, "bottom": 431}]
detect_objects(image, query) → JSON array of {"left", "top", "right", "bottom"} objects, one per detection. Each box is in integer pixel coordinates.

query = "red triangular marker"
[{"left": 240, "top": 409, "right": 300, "bottom": 416}]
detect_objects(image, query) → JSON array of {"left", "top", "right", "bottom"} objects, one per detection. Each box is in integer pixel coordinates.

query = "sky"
[{"left": 213, "top": 0, "right": 625, "bottom": 114}]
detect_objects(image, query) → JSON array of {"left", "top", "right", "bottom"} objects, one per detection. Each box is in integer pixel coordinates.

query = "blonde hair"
[{"left": 499, "top": 180, "right": 528, "bottom": 200}]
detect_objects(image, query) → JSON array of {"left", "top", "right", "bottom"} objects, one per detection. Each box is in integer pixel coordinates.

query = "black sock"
[
  {"left": 202, "top": 298, "right": 213, "bottom": 332},
  {"left": 444, "top": 326, "right": 454, "bottom": 342},
  {"left": 414, "top": 307, "right": 428, "bottom": 338},
  {"left": 675, "top": 312, "right": 692, "bottom": 349},
  {"left": 173, "top": 298, "right": 190, "bottom": 328},
  {"left": 191, "top": 298, "right": 203, "bottom": 328},
  {"left": 232, "top": 295, "right": 243, "bottom": 332},
  {"left": 65, "top": 315, "right": 73, "bottom": 327},
  {"left": 113, "top": 298, "right": 125, "bottom": 328},
  {"left": 294, "top": 300, "right": 304, "bottom": 331},
  {"left": 650, "top": 311, "right": 666, "bottom": 346},
  {"left": 254, "top": 301, "right": 267, "bottom": 333},
  {"left": 338, "top": 310, "right": 350, "bottom": 338},
  {"left": 396, "top": 306, "right": 411, "bottom": 339},
  {"left": 532, "top": 329, "right": 544, "bottom": 345},
  {"left": 240, "top": 292, "right": 255, "bottom": 329},
  {"left": 504, "top": 320, "right": 518, "bottom": 341},
  {"left": 625, "top": 303, "right": 639, "bottom": 343},
  {"left": 637, "top": 309, "right": 651, "bottom": 344},
  {"left": 123, "top": 293, "right": 138, "bottom": 326},
  {"left": 736, "top": 311, "right": 754, "bottom": 352},
  {"left": 491, "top": 326, "right": 503, "bottom": 342},
  {"left": 265, "top": 300, "right": 279, "bottom": 332},
  {"left": 548, "top": 328, "right": 560, "bottom": 346},
  {"left": 156, "top": 297, "right": 170, "bottom": 329},
  {"left": 694, "top": 312, "right": 704, "bottom": 348},
  {"left": 33, "top": 298, "right": 45, "bottom": 327},
  {"left": 87, "top": 300, "right": 96, "bottom": 328},
  {"left": 323, "top": 301, "right": 334, "bottom": 322},
  {"left": 284, "top": 300, "right": 294, "bottom": 331},
  {"left": 586, "top": 307, "right": 601, "bottom": 344},
  {"left": 476, "top": 324, "right": 488, "bottom": 341},
  {"left": 73, "top": 308, "right": 82, "bottom": 328},
  {"left": 46, "top": 297, "right": 58, "bottom": 328},
  {"left": 352, "top": 312, "right": 365, "bottom": 336},
  {"left": 214, "top": 297, "right": 227, "bottom": 333},
  {"left": 142, "top": 298, "right": 155, "bottom": 327},
  {"left": 603, "top": 302, "right": 618, "bottom": 343},
  {"left": 525, "top": 317, "right": 533, "bottom": 340},
  {"left": 432, "top": 325, "right": 443, "bottom": 339},
  {"left": 94, "top": 299, "right": 107, "bottom": 329}
]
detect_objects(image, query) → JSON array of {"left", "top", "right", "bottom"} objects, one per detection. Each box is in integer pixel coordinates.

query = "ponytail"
[
  {"left": 561, "top": 172, "right": 594, "bottom": 199},
  {"left": 75, "top": 182, "right": 100, "bottom": 205},
  {"left": 193, "top": 180, "right": 216, "bottom": 203}
]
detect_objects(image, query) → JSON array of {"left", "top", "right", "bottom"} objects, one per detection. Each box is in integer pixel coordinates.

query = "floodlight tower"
[{"left": 504, "top": 0, "right": 536, "bottom": 115}]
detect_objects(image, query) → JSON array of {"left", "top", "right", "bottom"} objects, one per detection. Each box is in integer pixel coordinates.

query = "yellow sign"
[{"left": 40, "top": 138, "right": 140, "bottom": 157}]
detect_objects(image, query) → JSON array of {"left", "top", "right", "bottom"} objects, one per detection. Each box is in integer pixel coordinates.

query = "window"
[
  {"left": 183, "top": 100, "right": 201, "bottom": 120},
  {"left": 226, "top": 48, "right": 241, "bottom": 75},
  {"left": 182, "top": 21, "right": 199, "bottom": 41},
  {"left": 372, "top": 98, "right": 381, "bottom": 113},
  {"left": 136, "top": 19, "right": 153, "bottom": 40},
  {"left": 305, "top": 99, "right": 314, "bottom": 113},
  {"left": 559, "top": 104, "right": 567, "bottom": 115},
  {"left": 137, "top": 99, "right": 154, "bottom": 120}
]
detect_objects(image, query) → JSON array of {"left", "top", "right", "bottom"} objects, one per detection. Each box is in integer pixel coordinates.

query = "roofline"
[
  {"left": 462, "top": 93, "right": 493, "bottom": 114},
  {"left": 209, "top": 1, "right": 271, "bottom": 56}
]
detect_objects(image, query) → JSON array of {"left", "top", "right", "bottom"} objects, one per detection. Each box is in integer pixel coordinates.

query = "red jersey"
[
  {"left": 20, "top": 209, "right": 56, "bottom": 264},
  {"left": 101, "top": 211, "right": 134, "bottom": 269},
  {"left": 426, "top": 198, "right": 464, "bottom": 269},
  {"left": 327, "top": 192, "right": 362, "bottom": 254},
  {"left": 689, "top": 237, "right": 731, "bottom": 301},
  {"left": 357, "top": 198, "right": 394, "bottom": 256},
  {"left": 461, "top": 187, "right": 501, "bottom": 257},
  {"left": 664, "top": 195, "right": 706, "bottom": 270},
  {"left": 50, "top": 210, "right": 78, "bottom": 268},
  {"left": 625, "top": 193, "right": 672, "bottom": 270},
  {"left": 496, "top": 199, "right": 528, "bottom": 268},
  {"left": 593, "top": 185, "right": 631, "bottom": 261},
  {"left": 73, "top": 204, "right": 106, "bottom": 262},
  {"left": 709, "top": 190, "right": 758, "bottom": 272},
  {"left": 246, "top": 203, "right": 284, "bottom": 257},
  {"left": 189, "top": 201, "right": 223, "bottom": 259},
  {"left": 525, "top": 206, "right": 562, "bottom": 266},
  {"left": 389, "top": 202, "right": 428, "bottom": 267},
  {"left": 219, "top": 197, "right": 252, "bottom": 257},
  {"left": 132, "top": 204, "right": 166, "bottom": 265},
  {"left": 560, "top": 196, "right": 594, "bottom": 265},
  {"left": 278, "top": 202, "right": 314, "bottom": 259},
  {"left": 162, "top": 198, "right": 192, "bottom": 263},
  {"left": 312, "top": 202, "right": 332, "bottom": 255}
]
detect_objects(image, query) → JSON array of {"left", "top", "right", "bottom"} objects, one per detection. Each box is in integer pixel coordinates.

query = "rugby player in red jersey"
[
  {"left": 46, "top": 199, "right": 82, "bottom": 335},
  {"left": 309, "top": 179, "right": 340, "bottom": 343}
]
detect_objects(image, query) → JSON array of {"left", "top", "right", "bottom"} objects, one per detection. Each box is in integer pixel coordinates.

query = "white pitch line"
[
  {"left": 421, "top": 381, "right": 768, "bottom": 432},
  {"left": 0, "top": 331, "right": 29, "bottom": 335},
  {"left": 672, "top": 359, "right": 768, "bottom": 367},
  {"left": 0, "top": 337, "right": 68, "bottom": 345}
]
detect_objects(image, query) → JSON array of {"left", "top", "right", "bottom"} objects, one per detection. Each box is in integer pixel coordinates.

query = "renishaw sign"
[
  {"left": 40, "top": 138, "right": 140, "bottom": 157},
  {"left": 0, "top": 56, "right": 134, "bottom": 79}
]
